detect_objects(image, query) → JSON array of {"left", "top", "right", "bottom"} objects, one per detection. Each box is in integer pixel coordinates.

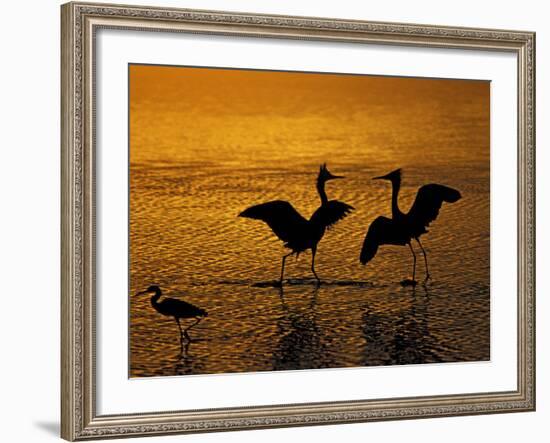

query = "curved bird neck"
[
  {"left": 390, "top": 177, "right": 403, "bottom": 219},
  {"left": 316, "top": 178, "right": 329, "bottom": 205},
  {"left": 150, "top": 288, "right": 162, "bottom": 306}
]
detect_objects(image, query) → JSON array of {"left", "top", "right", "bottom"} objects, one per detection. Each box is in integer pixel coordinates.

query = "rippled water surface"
[{"left": 129, "top": 66, "right": 490, "bottom": 377}]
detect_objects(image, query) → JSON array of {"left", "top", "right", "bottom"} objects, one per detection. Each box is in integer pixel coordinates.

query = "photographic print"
[{"left": 129, "top": 64, "right": 490, "bottom": 378}]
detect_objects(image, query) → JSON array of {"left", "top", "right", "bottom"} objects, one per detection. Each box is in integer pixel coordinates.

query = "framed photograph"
[{"left": 61, "top": 2, "right": 535, "bottom": 440}]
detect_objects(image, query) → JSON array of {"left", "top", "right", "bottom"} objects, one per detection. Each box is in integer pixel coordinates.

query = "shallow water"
[{"left": 129, "top": 66, "right": 489, "bottom": 377}]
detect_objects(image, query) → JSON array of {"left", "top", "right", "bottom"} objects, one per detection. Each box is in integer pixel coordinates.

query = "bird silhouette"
[
  {"left": 239, "top": 164, "right": 354, "bottom": 285},
  {"left": 360, "top": 169, "right": 461, "bottom": 285},
  {"left": 135, "top": 285, "right": 207, "bottom": 342}
]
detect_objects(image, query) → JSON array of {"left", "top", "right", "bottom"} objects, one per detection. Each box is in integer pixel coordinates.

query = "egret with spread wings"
[
  {"left": 239, "top": 164, "right": 354, "bottom": 285},
  {"left": 360, "top": 169, "right": 461, "bottom": 285}
]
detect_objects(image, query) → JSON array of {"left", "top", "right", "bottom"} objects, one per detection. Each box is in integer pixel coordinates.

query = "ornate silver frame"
[{"left": 61, "top": 2, "right": 535, "bottom": 440}]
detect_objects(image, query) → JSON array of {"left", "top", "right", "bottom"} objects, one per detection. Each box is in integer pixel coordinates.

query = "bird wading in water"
[
  {"left": 239, "top": 164, "right": 354, "bottom": 285},
  {"left": 135, "top": 285, "right": 207, "bottom": 342},
  {"left": 360, "top": 169, "right": 461, "bottom": 286}
]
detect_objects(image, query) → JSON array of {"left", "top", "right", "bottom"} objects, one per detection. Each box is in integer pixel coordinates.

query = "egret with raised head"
[
  {"left": 360, "top": 169, "right": 461, "bottom": 285},
  {"left": 239, "top": 164, "right": 354, "bottom": 285}
]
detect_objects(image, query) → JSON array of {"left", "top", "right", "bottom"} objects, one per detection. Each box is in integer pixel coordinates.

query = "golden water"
[{"left": 129, "top": 65, "right": 490, "bottom": 377}]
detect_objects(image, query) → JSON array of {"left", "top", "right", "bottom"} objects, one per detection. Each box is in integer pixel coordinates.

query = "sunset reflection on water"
[{"left": 129, "top": 65, "right": 490, "bottom": 378}]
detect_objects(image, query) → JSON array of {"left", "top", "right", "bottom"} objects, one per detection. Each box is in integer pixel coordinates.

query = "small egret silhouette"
[
  {"left": 135, "top": 285, "right": 207, "bottom": 343},
  {"left": 360, "top": 169, "right": 461, "bottom": 285},
  {"left": 239, "top": 164, "right": 354, "bottom": 285}
]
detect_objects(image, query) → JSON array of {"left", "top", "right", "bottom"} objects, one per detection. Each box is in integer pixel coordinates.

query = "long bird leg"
[
  {"left": 415, "top": 238, "right": 431, "bottom": 282},
  {"left": 408, "top": 242, "right": 417, "bottom": 283},
  {"left": 183, "top": 317, "right": 203, "bottom": 342},
  {"left": 176, "top": 318, "right": 185, "bottom": 352},
  {"left": 182, "top": 340, "right": 191, "bottom": 356},
  {"left": 311, "top": 247, "right": 321, "bottom": 285},
  {"left": 280, "top": 252, "right": 293, "bottom": 285},
  {"left": 176, "top": 318, "right": 184, "bottom": 337}
]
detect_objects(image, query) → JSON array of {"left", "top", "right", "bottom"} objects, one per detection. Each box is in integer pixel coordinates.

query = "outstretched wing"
[
  {"left": 407, "top": 184, "right": 461, "bottom": 229},
  {"left": 238, "top": 200, "right": 308, "bottom": 243},
  {"left": 360, "top": 216, "right": 409, "bottom": 264},
  {"left": 309, "top": 200, "right": 354, "bottom": 229}
]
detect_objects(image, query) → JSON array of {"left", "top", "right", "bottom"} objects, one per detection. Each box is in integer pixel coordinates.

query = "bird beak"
[
  {"left": 135, "top": 290, "right": 148, "bottom": 296},
  {"left": 328, "top": 174, "right": 344, "bottom": 180},
  {"left": 373, "top": 168, "right": 400, "bottom": 181}
]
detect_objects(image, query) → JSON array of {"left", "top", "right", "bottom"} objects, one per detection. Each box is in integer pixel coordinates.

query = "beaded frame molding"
[{"left": 61, "top": 2, "right": 535, "bottom": 440}]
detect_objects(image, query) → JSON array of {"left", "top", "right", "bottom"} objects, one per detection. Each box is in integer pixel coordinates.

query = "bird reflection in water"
[
  {"left": 361, "top": 286, "right": 442, "bottom": 366},
  {"left": 173, "top": 339, "right": 203, "bottom": 376},
  {"left": 272, "top": 286, "right": 335, "bottom": 371}
]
